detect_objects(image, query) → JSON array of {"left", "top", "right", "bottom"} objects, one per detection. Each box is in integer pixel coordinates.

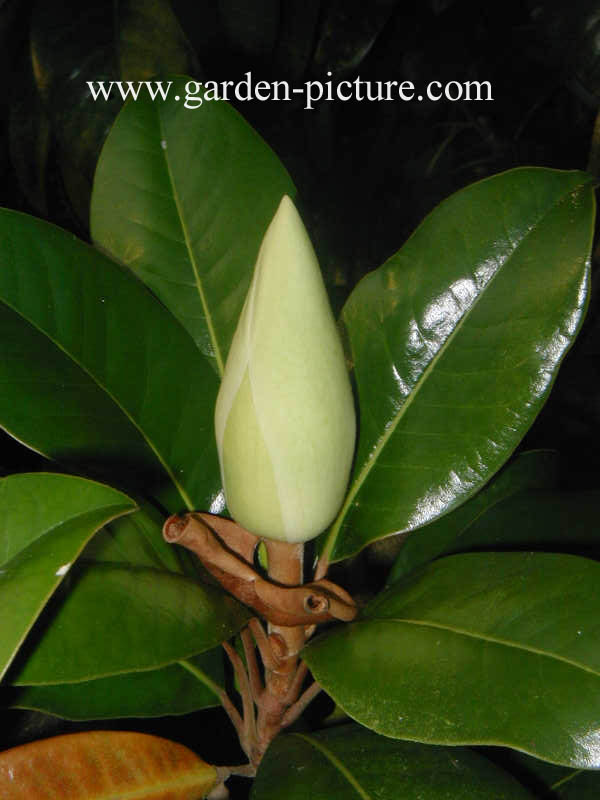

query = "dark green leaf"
[
  {"left": 83, "top": 503, "right": 182, "bottom": 574},
  {"left": 304, "top": 552, "right": 600, "bottom": 767},
  {"left": 388, "top": 449, "right": 559, "bottom": 582},
  {"left": 0, "top": 473, "right": 135, "bottom": 681},
  {"left": 9, "top": 563, "right": 249, "bottom": 685},
  {"left": 551, "top": 770, "right": 600, "bottom": 798},
  {"left": 0, "top": 210, "right": 221, "bottom": 511},
  {"left": 396, "top": 488, "right": 600, "bottom": 567},
  {"left": 448, "top": 489, "right": 600, "bottom": 555},
  {"left": 85, "top": 502, "right": 209, "bottom": 582},
  {"left": 5, "top": 651, "right": 223, "bottom": 720},
  {"left": 321, "top": 168, "right": 595, "bottom": 563},
  {"left": 490, "top": 750, "right": 600, "bottom": 798},
  {"left": 251, "top": 724, "right": 534, "bottom": 799},
  {"left": 91, "top": 74, "right": 296, "bottom": 374}
]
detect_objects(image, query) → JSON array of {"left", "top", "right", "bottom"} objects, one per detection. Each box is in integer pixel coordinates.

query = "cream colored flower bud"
[{"left": 214, "top": 196, "right": 356, "bottom": 543}]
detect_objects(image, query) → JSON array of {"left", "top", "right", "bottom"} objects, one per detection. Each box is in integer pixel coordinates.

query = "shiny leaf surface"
[
  {"left": 320, "top": 168, "right": 595, "bottom": 563},
  {"left": 304, "top": 552, "right": 600, "bottom": 767},
  {"left": 6, "top": 651, "right": 223, "bottom": 720},
  {"left": 0, "top": 473, "right": 135, "bottom": 681},
  {"left": 388, "top": 449, "right": 559, "bottom": 581},
  {"left": 0, "top": 210, "right": 221, "bottom": 511},
  {"left": 91, "top": 74, "right": 296, "bottom": 374},
  {"left": 0, "top": 730, "right": 217, "bottom": 799},
  {"left": 251, "top": 724, "right": 534, "bottom": 799},
  {"left": 10, "top": 563, "right": 249, "bottom": 685}
]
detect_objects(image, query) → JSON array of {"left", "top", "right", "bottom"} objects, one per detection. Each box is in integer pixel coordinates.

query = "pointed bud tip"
[{"left": 265, "top": 194, "right": 309, "bottom": 256}]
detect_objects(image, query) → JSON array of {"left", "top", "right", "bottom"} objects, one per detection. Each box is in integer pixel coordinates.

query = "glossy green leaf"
[
  {"left": 83, "top": 503, "right": 182, "bottom": 573},
  {"left": 304, "top": 552, "right": 600, "bottom": 767},
  {"left": 320, "top": 168, "right": 595, "bottom": 563},
  {"left": 0, "top": 210, "right": 221, "bottom": 511},
  {"left": 5, "top": 651, "right": 223, "bottom": 720},
  {"left": 251, "top": 724, "right": 534, "bottom": 799},
  {"left": 91, "top": 74, "right": 296, "bottom": 375},
  {"left": 9, "top": 562, "right": 249, "bottom": 685},
  {"left": 85, "top": 502, "right": 209, "bottom": 582},
  {"left": 388, "top": 449, "right": 559, "bottom": 582},
  {"left": 0, "top": 473, "right": 135, "bottom": 681}
]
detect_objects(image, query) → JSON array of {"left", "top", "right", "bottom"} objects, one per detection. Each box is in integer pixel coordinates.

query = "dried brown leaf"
[{"left": 0, "top": 730, "right": 218, "bottom": 799}]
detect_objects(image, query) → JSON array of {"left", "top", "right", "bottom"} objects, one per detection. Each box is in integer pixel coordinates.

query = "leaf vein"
[
  {"left": 157, "top": 113, "right": 225, "bottom": 375},
  {"left": 361, "top": 618, "right": 600, "bottom": 678},
  {"left": 294, "top": 733, "right": 372, "bottom": 800}
]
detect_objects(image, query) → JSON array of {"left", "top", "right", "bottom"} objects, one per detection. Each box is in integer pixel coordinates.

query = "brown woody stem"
[
  {"left": 222, "top": 642, "right": 257, "bottom": 753},
  {"left": 286, "top": 661, "right": 309, "bottom": 701},
  {"left": 248, "top": 540, "right": 306, "bottom": 761},
  {"left": 281, "top": 681, "right": 322, "bottom": 728},
  {"left": 263, "top": 540, "right": 306, "bottom": 696},
  {"left": 217, "top": 689, "right": 244, "bottom": 741},
  {"left": 215, "top": 764, "right": 256, "bottom": 781},
  {"left": 163, "top": 517, "right": 340, "bottom": 772},
  {"left": 241, "top": 627, "right": 263, "bottom": 699}
]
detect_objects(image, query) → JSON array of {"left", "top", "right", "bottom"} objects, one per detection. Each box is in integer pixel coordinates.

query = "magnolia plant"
[{"left": 0, "top": 75, "right": 598, "bottom": 799}]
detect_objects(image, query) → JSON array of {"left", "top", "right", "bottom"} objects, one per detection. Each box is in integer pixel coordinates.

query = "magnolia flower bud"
[{"left": 214, "top": 196, "right": 356, "bottom": 543}]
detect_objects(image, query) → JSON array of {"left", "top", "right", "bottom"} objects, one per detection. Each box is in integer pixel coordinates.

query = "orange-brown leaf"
[{"left": 0, "top": 730, "right": 218, "bottom": 799}]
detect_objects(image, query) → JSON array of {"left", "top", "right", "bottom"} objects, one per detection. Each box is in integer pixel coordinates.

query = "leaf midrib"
[
  {"left": 324, "top": 180, "right": 586, "bottom": 561},
  {"left": 178, "top": 658, "right": 223, "bottom": 697},
  {"left": 294, "top": 733, "right": 373, "bottom": 800},
  {"left": 157, "top": 110, "right": 225, "bottom": 376},
  {"left": 0, "top": 497, "right": 135, "bottom": 568},
  {"left": 550, "top": 768, "right": 585, "bottom": 791},
  {"left": 358, "top": 617, "right": 600, "bottom": 678}
]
